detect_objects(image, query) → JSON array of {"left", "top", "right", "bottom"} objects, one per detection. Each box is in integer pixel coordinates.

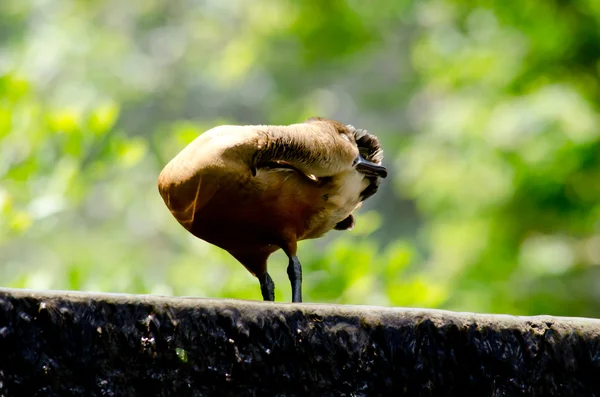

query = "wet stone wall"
[{"left": 0, "top": 288, "right": 599, "bottom": 396}]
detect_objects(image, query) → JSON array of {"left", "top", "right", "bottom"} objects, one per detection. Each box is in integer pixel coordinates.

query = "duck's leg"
[
  {"left": 258, "top": 272, "right": 275, "bottom": 301},
  {"left": 232, "top": 251, "right": 274, "bottom": 301},
  {"left": 287, "top": 255, "right": 303, "bottom": 303}
]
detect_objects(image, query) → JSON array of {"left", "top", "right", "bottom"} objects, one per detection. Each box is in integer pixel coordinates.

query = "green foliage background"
[{"left": 1, "top": 0, "right": 600, "bottom": 316}]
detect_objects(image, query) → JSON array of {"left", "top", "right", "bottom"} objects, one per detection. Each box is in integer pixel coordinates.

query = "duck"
[{"left": 157, "top": 117, "right": 387, "bottom": 302}]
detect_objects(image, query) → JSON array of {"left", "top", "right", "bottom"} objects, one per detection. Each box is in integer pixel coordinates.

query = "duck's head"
[{"left": 305, "top": 117, "right": 388, "bottom": 179}]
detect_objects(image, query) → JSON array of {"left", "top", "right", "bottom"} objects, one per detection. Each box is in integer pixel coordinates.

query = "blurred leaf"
[
  {"left": 383, "top": 240, "right": 415, "bottom": 279},
  {"left": 88, "top": 102, "right": 119, "bottom": 135},
  {"left": 0, "top": 74, "right": 29, "bottom": 102},
  {"left": 351, "top": 211, "right": 382, "bottom": 237},
  {"left": 67, "top": 264, "right": 87, "bottom": 290},
  {"left": 214, "top": 38, "right": 258, "bottom": 84},
  {"left": 117, "top": 137, "right": 148, "bottom": 168},
  {"left": 0, "top": 106, "right": 11, "bottom": 138},
  {"left": 9, "top": 211, "right": 32, "bottom": 232},
  {"left": 48, "top": 109, "right": 82, "bottom": 135},
  {"left": 388, "top": 276, "right": 449, "bottom": 308}
]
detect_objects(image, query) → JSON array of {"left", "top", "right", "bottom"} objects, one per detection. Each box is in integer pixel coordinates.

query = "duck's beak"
[{"left": 353, "top": 154, "right": 388, "bottom": 178}]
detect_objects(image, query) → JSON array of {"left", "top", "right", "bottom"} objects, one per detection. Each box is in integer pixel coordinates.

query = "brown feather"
[{"left": 157, "top": 117, "right": 386, "bottom": 299}]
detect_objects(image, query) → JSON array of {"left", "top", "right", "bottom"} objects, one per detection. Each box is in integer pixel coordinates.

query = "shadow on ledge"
[{"left": 0, "top": 288, "right": 599, "bottom": 396}]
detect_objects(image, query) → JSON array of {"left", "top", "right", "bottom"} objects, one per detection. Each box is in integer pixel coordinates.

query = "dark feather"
[
  {"left": 344, "top": 125, "right": 385, "bottom": 202},
  {"left": 346, "top": 125, "right": 384, "bottom": 164},
  {"left": 360, "top": 177, "right": 381, "bottom": 201},
  {"left": 334, "top": 214, "right": 355, "bottom": 230}
]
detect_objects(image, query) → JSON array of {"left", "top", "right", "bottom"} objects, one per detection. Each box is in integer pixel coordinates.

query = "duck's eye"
[{"left": 341, "top": 133, "right": 351, "bottom": 142}]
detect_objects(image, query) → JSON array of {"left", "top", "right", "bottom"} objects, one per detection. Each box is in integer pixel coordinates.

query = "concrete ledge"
[{"left": 0, "top": 288, "right": 599, "bottom": 396}]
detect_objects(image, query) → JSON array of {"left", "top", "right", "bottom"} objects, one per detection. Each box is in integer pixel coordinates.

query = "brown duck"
[{"left": 158, "top": 117, "right": 387, "bottom": 302}]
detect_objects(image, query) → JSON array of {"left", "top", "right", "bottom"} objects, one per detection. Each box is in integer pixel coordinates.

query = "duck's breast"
[{"left": 299, "top": 170, "right": 369, "bottom": 240}]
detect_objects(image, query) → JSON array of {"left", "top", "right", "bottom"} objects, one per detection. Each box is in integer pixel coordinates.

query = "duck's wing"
[
  {"left": 254, "top": 121, "right": 358, "bottom": 178},
  {"left": 256, "top": 160, "right": 320, "bottom": 183},
  {"left": 157, "top": 126, "right": 258, "bottom": 229}
]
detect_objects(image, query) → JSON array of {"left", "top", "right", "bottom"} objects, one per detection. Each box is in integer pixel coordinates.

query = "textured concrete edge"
[{"left": 2, "top": 287, "right": 599, "bottom": 335}]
